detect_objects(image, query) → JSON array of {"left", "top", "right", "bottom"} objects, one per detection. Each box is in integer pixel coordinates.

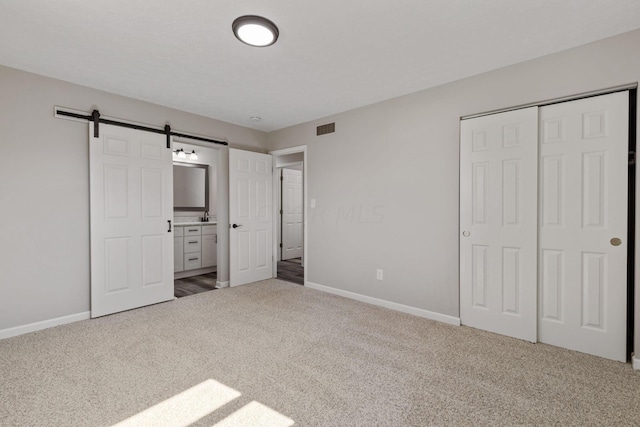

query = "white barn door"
[
  {"left": 229, "top": 149, "right": 273, "bottom": 287},
  {"left": 460, "top": 107, "right": 539, "bottom": 342},
  {"left": 90, "top": 124, "right": 174, "bottom": 318},
  {"left": 538, "top": 92, "right": 628, "bottom": 361},
  {"left": 282, "top": 168, "right": 303, "bottom": 260}
]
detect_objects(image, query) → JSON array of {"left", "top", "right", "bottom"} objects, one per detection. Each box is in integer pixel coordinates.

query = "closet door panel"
[
  {"left": 538, "top": 91, "right": 628, "bottom": 362},
  {"left": 460, "top": 107, "right": 538, "bottom": 342}
]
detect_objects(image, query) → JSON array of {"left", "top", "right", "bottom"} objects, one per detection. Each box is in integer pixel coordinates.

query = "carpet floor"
[{"left": 1, "top": 279, "right": 639, "bottom": 426}]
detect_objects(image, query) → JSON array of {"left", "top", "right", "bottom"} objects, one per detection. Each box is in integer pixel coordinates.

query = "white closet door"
[
  {"left": 282, "top": 168, "right": 303, "bottom": 260},
  {"left": 229, "top": 149, "right": 273, "bottom": 287},
  {"left": 538, "top": 92, "right": 628, "bottom": 361},
  {"left": 90, "top": 124, "right": 174, "bottom": 318},
  {"left": 460, "top": 107, "right": 538, "bottom": 342}
]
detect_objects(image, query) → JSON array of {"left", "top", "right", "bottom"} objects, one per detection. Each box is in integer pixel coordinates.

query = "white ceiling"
[{"left": 1, "top": 1, "right": 640, "bottom": 132}]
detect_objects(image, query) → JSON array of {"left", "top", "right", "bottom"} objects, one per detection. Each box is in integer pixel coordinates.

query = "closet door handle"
[
  {"left": 232, "top": 224, "right": 242, "bottom": 229},
  {"left": 462, "top": 230, "right": 470, "bottom": 237}
]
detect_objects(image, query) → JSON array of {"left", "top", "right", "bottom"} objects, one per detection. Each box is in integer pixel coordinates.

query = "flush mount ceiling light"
[{"left": 232, "top": 15, "right": 279, "bottom": 47}]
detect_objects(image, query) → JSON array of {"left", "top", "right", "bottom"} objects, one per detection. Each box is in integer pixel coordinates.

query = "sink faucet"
[{"left": 202, "top": 210, "right": 209, "bottom": 222}]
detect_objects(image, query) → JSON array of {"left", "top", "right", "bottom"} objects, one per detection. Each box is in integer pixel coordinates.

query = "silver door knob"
[
  {"left": 610, "top": 238, "right": 622, "bottom": 246},
  {"left": 462, "top": 231, "right": 470, "bottom": 237}
]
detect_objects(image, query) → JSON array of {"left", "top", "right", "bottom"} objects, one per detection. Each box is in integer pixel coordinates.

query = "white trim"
[
  {"left": 461, "top": 83, "right": 637, "bottom": 120},
  {"left": 306, "top": 281, "right": 461, "bottom": 326},
  {"left": 269, "top": 145, "right": 307, "bottom": 156},
  {"left": 633, "top": 356, "right": 640, "bottom": 370},
  {"left": 216, "top": 280, "right": 230, "bottom": 288},
  {"left": 0, "top": 311, "right": 90, "bottom": 340},
  {"left": 277, "top": 161, "right": 303, "bottom": 169},
  {"left": 174, "top": 267, "right": 216, "bottom": 280},
  {"left": 269, "top": 146, "right": 307, "bottom": 287}
]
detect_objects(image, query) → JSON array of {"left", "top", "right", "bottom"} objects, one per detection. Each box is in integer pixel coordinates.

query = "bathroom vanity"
[{"left": 174, "top": 222, "right": 217, "bottom": 276}]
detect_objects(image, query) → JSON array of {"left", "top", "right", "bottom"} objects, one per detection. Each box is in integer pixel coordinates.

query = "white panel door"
[
  {"left": 90, "top": 124, "right": 174, "bottom": 318},
  {"left": 229, "top": 149, "right": 273, "bottom": 286},
  {"left": 460, "top": 107, "right": 538, "bottom": 342},
  {"left": 282, "top": 168, "right": 303, "bottom": 260},
  {"left": 538, "top": 92, "right": 628, "bottom": 361}
]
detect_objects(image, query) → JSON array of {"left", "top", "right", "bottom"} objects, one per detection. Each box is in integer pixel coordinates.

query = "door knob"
[
  {"left": 610, "top": 237, "right": 622, "bottom": 246},
  {"left": 462, "top": 231, "right": 470, "bottom": 237},
  {"left": 232, "top": 223, "right": 242, "bottom": 229}
]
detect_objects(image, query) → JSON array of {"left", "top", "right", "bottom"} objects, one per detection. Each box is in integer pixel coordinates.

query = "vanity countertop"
[{"left": 174, "top": 221, "right": 217, "bottom": 226}]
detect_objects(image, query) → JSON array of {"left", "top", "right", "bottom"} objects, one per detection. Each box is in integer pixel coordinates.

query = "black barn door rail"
[{"left": 55, "top": 108, "right": 228, "bottom": 148}]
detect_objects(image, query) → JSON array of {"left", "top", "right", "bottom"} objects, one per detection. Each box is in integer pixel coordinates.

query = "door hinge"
[
  {"left": 280, "top": 209, "right": 283, "bottom": 215},
  {"left": 280, "top": 176, "right": 283, "bottom": 181},
  {"left": 280, "top": 243, "right": 283, "bottom": 248},
  {"left": 630, "top": 151, "right": 636, "bottom": 165}
]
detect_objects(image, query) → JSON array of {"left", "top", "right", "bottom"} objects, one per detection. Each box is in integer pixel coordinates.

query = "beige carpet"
[{"left": 1, "top": 279, "right": 639, "bottom": 426}]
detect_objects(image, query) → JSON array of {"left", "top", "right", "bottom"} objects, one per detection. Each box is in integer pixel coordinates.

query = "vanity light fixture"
[
  {"left": 232, "top": 15, "right": 279, "bottom": 47},
  {"left": 173, "top": 148, "right": 198, "bottom": 160}
]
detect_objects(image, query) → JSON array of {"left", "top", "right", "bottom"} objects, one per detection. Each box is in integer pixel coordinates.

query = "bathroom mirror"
[{"left": 173, "top": 162, "right": 209, "bottom": 211}]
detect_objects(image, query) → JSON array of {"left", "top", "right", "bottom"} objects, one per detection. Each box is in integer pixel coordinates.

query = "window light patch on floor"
[
  {"left": 212, "top": 401, "right": 295, "bottom": 427},
  {"left": 112, "top": 379, "right": 241, "bottom": 427}
]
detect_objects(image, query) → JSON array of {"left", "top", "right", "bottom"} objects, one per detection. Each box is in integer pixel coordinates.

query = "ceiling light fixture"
[
  {"left": 232, "top": 15, "right": 279, "bottom": 47},
  {"left": 250, "top": 116, "right": 262, "bottom": 122}
]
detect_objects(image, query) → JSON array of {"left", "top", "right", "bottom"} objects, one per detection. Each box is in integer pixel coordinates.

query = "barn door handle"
[{"left": 168, "top": 220, "right": 172, "bottom": 232}]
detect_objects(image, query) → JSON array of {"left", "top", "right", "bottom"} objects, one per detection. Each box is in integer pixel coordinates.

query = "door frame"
[
  {"left": 276, "top": 161, "right": 304, "bottom": 262},
  {"left": 172, "top": 137, "right": 225, "bottom": 286},
  {"left": 269, "top": 146, "right": 307, "bottom": 285}
]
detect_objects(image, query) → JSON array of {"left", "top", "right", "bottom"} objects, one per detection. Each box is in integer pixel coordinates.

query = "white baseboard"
[
  {"left": 633, "top": 356, "right": 640, "bottom": 370},
  {"left": 216, "top": 281, "right": 230, "bottom": 288},
  {"left": 174, "top": 267, "right": 216, "bottom": 280},
  {"left": 305, "top": 281, "right": 461, "bottom": 326},
  {"left": 0, "top": 311, "right": 90, "bottom": 340}
]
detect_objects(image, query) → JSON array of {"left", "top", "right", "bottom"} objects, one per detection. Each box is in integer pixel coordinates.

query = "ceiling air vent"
[{"left": 316, "top": 122, "right": 335, "bottom": 136}]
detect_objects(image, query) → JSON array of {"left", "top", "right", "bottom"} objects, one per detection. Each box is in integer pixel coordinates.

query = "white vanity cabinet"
[
  {"left": 201, "top": 225, "right": 217, "bottom": 268},
  {"left": 174, "top": 226, "right": 184, "bottom": 272},
  {"left": 174, "top": 223, "right": 217, "bottom": 275}
]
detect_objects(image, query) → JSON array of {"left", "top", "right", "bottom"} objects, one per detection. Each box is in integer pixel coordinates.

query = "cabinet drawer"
[
  {"left": 202, "top": 225, "right": 217, "bottom": 235},
  {"left": 184, "top": 254, "right": 202, "bottom": 270},
  {"left": 183, "top": 236, "right": 201, "bottom": 253},
  {"left": 184, "top": 226, "right": 202, "bottom": 236},
  {"left": 173, "top": 226, "right": 184, "bottom": 237}
]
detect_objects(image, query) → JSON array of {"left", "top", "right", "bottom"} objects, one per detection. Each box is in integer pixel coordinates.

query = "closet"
[{"left": 460, "top": 91, "right": 630, "bottom": 362}]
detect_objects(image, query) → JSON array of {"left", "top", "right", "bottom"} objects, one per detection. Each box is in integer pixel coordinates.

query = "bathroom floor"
[{"left": 174, "top": 272, "right": 217, "bottom": 298}]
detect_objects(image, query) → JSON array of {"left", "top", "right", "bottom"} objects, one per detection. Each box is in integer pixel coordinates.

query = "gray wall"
[
  {"left": 267, "top": 29, "right": 640, "bottom": 355},
  {"left": 0, "top": 65, "right": 266, "bottom": 330}
]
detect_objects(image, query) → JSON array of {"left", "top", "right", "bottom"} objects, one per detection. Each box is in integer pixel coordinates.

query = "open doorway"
[
  {"left": 278, "top": 165, "right": 303, "bottom": 284},
  {"left": 270, "top": 147, "right": 307, "bottom": 286},
  {"left": 172, "top": 141, "right": 219, "bottom": 297}
]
